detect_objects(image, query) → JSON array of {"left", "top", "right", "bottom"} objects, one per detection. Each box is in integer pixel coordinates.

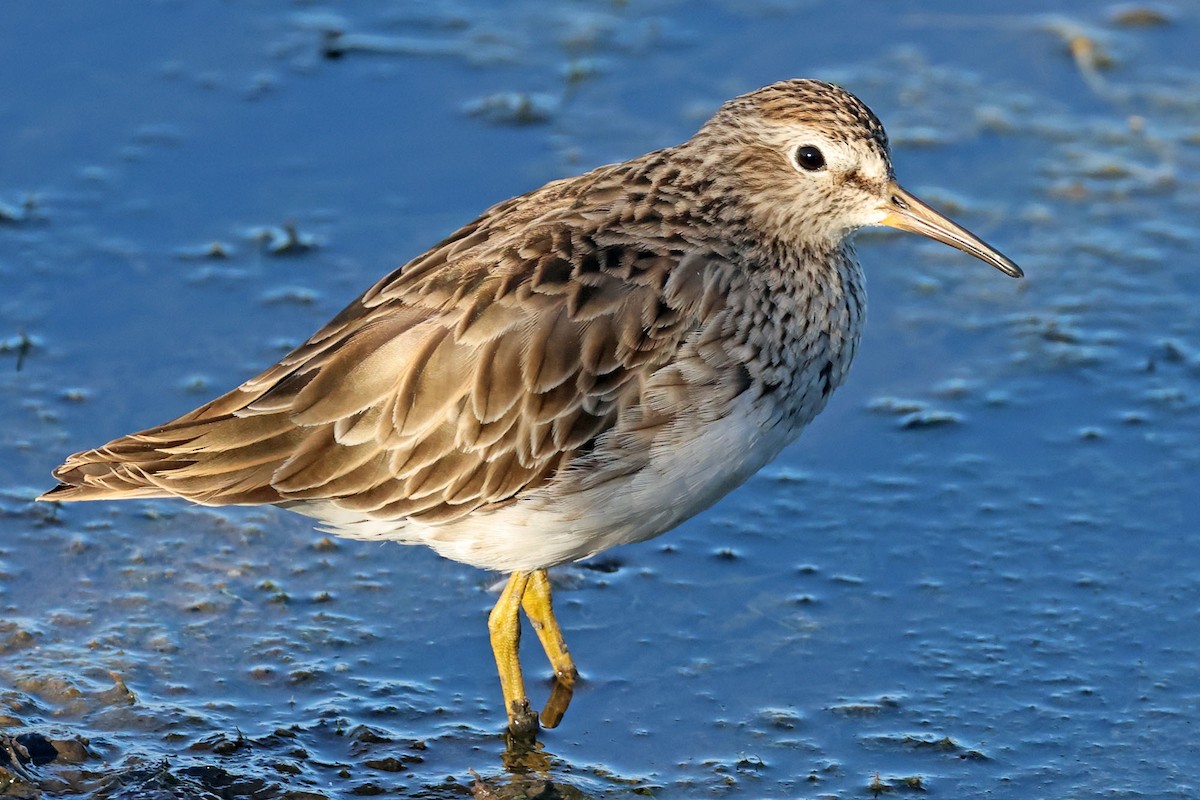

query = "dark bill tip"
[{"left": 880, "top": 183, "right": 1023, "bottom": 279}]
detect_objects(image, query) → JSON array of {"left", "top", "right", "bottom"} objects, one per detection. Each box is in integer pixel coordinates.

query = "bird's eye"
[{"left": 794, "top": 145, "right": 826, "bottom": 172}]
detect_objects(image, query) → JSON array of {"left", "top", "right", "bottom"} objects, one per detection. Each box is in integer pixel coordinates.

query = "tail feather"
[
  {"left": 39, "top": 413, "right": 293, "bottom": 507},
  {"left": 38, "top": 375, "right": 301, "bottom": 505},
  {"left": 41, "top": 446, "right": 184, "bottom": 502}
]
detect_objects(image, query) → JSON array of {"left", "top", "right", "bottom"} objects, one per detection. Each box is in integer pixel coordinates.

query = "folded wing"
[{"left": 42, "top": 196, "right": 718, "bottom": 525}]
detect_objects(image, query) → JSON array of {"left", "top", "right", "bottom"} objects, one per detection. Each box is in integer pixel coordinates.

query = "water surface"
[{"left": 1, "top": 2, "right": 1198, "bottom": 797}]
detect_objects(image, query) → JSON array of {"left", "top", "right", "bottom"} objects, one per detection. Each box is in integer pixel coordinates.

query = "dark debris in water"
[
  {"left": 868, "top": 771, "right": 926, "bottom": 796},
  {"left": 898, "top": 409, "right": 963, "bottom": 430},
  {"left": 869, "top": 397, "right": 964, "bottom": 429},
  {"left": 0, "top": 196, "right": 40, "bottom": 226},
  {"left": 175, "top": 242, "right": 235, "bottom": 261},
  {"left": 578, "top": 557, "right": 622, "bottom": 574},
  {"left": 247, "top": 224, "right": 321, "bottom": 257},
  {"left": 863, "top": 733, "right": 988, "bottom": 761},
  {"left": 321, "top": 30, "right": 509, "bottom": 65},
  {"left": 753, "top": 707, "right": 805, "bottom": 731},
  {"left": 0, "top": 331, "right": 37, "bottom": 372},
  {"left": 260, "top": 287, "right": 321, "bottom": 307},
  {"left": 866, "top": 397, "right": 927, "bottom": 415},
  {"left": 463, "top": 93, "right": 558, "bottom": 126},
  {"left": 0, "top": 732, "right": 91, "bottom": 798},
  {"left": 310, "top": 18, "right": 517, "bottom": 66},
  {"left": 1109, "top": 5, "right": 1173, "bottom": 28},
  {"left": 826, "top": 696, "right": 902, "bottom": 717}
]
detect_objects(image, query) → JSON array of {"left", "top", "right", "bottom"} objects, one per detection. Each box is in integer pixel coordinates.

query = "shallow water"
[{"left": 2, "top": 1, "right": 1199, "bottom": 797}]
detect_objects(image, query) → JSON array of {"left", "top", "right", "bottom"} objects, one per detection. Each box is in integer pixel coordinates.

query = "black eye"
[{"left": 794, "top": 145, "right": 826, "bottom": 171}]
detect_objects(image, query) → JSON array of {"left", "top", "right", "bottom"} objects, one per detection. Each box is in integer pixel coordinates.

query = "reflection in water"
[
  {"left": 479, "top": 737, "right": 594, "bottom": 800},
  {"left": 538, "top": 678, "right": 575, "bottom": 732}
]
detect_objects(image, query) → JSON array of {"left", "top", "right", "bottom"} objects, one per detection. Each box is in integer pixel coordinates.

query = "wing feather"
[{"left": 42, "top": 160, "right": 731, "bottom": 527}]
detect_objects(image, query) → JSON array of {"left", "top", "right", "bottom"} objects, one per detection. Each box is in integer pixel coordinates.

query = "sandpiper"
[{"left": 41, "top": 79, "right": 1021, "bottom": 738}]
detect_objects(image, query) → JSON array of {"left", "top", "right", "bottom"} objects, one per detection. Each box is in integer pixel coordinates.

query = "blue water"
[{"left": 2, "top": 2, "right": 1198, "bottom": 797}]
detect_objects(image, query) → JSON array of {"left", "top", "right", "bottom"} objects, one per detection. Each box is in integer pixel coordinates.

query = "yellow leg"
[
  {"left": 488, "top": 572, "right": 538, "bottom": 737},
  {"left": 521, "top": 569, "right": 578, "bottom": 728},
  {"left": 521, "top": 570, "right": 578, "bottom": 683}
]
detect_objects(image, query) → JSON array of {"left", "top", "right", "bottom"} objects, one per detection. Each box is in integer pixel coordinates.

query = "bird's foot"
[{"left": 506, "top": 698, "right": 540, "bottom": 741}]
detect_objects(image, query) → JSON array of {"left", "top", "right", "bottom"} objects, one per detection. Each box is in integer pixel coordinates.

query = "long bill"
[{"left": 879, "top": 181, "right": 1023, "bottom": 279}]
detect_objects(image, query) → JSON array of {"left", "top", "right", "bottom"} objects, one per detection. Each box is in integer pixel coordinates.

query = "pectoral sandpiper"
[{"left": 41, "top": 79, "right": 1021, "bottom": 738}]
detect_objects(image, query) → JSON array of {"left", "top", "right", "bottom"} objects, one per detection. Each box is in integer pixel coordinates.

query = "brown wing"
[{"left": 41, "top": 184, "right": 718, "bottom": 525}]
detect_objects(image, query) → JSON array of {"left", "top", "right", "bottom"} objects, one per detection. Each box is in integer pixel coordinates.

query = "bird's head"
[{"left": 693, "top": 79, "right": 1022, "bottom": 278}]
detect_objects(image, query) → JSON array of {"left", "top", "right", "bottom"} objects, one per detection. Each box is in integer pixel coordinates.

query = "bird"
[{"left": 39, "top": 79, "right": 1022, "bottom": 738}]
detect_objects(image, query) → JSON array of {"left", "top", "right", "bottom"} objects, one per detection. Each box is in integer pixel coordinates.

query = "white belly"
[{"left": 293, "top": 390, "right": 798, "bottom": 572}]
